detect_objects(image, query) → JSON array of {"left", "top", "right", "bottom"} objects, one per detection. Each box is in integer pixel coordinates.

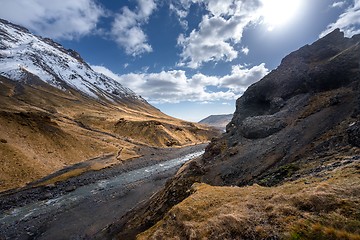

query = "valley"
[
  {"left": 0, "top": 18, "right": 219, "bottom": 239},
  {"left": 1, "top": 11, "right": 360, "bottom": 240},
  {"left": 0, "top": 19, "right": 218, "bottom": 192},
  {"left": 0, "top": 144, "right": 206, "bottom": 239}
]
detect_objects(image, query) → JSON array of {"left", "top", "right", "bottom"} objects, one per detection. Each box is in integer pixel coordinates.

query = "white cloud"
[
  {"left": 91, "top": 65, "right": 121, "bottom": 80},
  {"left": 331, "top": 1, "right": 346, "bottom": 8},
  {"left": 169, "top": 2, "right": 189, "bottom": 29},
  {"left": 176, "top": 0, "right": 263, "bottom": 68},
  {"left": 91, "top": 63, "right": 268, "bottom": 103},
  {"left": 241, "top": 47, "right": 250, "bottom": 55},
  {"left": 138, "top": 0, "right": 157, "bottom": 17},
  {"left": 0, "top": 0, "right": 104, "bottom": 40},
  {"left": 321, "top": 0, "right": 360, "bottom": 37},
  {"left": 111, "top": 0, "right": 156, "bottom": 56},
  {"left": 220, "top": 63, "right": 269, "bottom": 93},
  {"left": 204, "top": 0, "right": 236, "bottom": 16},
  {"left": 102, "top": 68, "right": 235, "bottom": 103}
]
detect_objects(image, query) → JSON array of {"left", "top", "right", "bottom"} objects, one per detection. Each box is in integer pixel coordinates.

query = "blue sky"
[{"left": 0, "top": 0, "right": 359, "bottom": 121}]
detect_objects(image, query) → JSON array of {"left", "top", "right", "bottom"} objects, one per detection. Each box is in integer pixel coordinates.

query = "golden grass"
[
  {"left": 36, "top": 168, "right": 87, "bottom": 186},
  {"left": 138, "top": 161, "right": 360, "bottom": 240},
  {"left": 0, "top": 143, "right": 43, "bottom": 191},
  {"left": 0, "top": 77, "right": 217, "bottom": 192},
  {"left": 34, "top": 161, "right": 112, "bottom": 186}
]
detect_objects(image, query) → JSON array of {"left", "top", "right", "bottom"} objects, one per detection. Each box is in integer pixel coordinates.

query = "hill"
[
  {"left": 198, "top": 114, "right": 233, "bottom": 130},
  {"left": 102, "top": 29, "right": 360, "bottom": 239},
  {"left": 0, "top": 19, "right": 218, "bottom": 192}
]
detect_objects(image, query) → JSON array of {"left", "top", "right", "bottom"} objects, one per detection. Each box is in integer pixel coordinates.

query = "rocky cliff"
[
  {"left": 202, "top": 29, "right": 360, "bottom": 187},
  {"left": 104, "top": 29, "right": 360, "bottom": 239}
]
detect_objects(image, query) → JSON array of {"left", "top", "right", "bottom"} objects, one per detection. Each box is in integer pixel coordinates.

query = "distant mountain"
[
  {"left": 199, "top": 114, "right": 233, "bottom": 130},
  {"left": 105, "top": 29, "right": 360, "bottom": 239},
  {"left": 0, "top": 19, "right": 218, "bottom": 192}
]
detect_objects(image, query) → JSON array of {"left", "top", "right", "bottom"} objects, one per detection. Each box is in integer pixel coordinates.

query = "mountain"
[
  {"left": 0, "top": 19, "right": 219, "bottom": 192},
  {"left": 0, "top": 19, "right": 139, "bottom": 102},
  {"left": 103, "top": 29, "right": 360, "bottom": 239},
  {"left": 198, "top": 114, "right": 233, "bottom": 130}
]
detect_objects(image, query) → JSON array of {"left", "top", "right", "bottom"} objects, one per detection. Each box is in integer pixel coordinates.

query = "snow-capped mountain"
[{"left": 0, "top": 19, "right": 140, "bottom": 102}]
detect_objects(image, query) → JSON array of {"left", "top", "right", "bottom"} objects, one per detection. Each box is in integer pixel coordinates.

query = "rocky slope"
[
  {"left": 199, "top": 114, "right": 233, "bottom": 130},
  {"left": 0, "top": 19, "right": 218, "bottom": 192},
  {"left": 201, "top": 29, "right": 360, "bottom": 187},
  {"left": 103, "top": 29, "right": 360, "bottom": 239}
]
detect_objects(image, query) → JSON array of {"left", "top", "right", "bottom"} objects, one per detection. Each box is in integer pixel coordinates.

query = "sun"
[{"left": 261, "top": 0, "right": 303, "bottom": 31}]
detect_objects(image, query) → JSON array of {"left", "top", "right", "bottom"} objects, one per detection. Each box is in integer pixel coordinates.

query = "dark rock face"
[
  {"left": 201, "top": 29, "right": 360, "bottom": 186},
  {"left": 348, "top": 122, "right": 360, "bottom": 147},
  {"left": 228, "top": 29, "right": 360, "bottom": 131},
  {"left": 240, "top": 115, "right": 287, "bottom": 139}
]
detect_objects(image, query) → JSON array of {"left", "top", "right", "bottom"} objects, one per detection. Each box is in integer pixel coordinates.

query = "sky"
[{"left": 0, "top": 0, "right": 359, "bottom": 121}]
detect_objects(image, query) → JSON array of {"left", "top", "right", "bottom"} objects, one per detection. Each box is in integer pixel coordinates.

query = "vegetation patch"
[
  {"left": 138, "top": 161, "right": 360, "bottom": 240},
  {"left": 258, "top": 163, "right": 300, "bottom": 186}
]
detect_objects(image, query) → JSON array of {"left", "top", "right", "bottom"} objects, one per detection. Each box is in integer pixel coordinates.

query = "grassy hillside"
[
  {"left": 0, "top": 76, "right": 218, "bottom": 192},
  {"left": 138, "top": 155, "right": 360, "bottom": 239}
]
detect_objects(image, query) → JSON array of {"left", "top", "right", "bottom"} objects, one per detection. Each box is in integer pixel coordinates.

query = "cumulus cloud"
[
  {"left": 91, "top": 63, "right": 268, "bottom": 103},
  {"left": 176, "top": 0, "right": 263, "bottom": 68},
  {"left": 93, "top": 66, "right": 234, "bottom": 103},
  {"left": 220, "top": 63, "right": 269, "bottom": 93},
  {"left": 321, "top": 0, "right": 360, "bottom": 37},
  {"left": 111, "top": 0, "right": 156, "bottom": 56},
  {"left": 0, "top": 0, "right": 104, "bottom": 40}
]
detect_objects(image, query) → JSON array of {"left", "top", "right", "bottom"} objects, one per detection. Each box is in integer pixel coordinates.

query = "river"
[{"left": 0, "top": 148, "right": 205, "bottom": 239}]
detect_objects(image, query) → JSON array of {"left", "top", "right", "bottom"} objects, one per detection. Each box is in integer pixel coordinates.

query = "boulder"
[{"left": 240, "top": 115, "right": 287, "bottom": 139}]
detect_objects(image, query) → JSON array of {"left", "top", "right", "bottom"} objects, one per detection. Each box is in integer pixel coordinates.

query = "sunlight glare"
[{"left": 261, "top": 0, "right": 303, "bottom": 31}]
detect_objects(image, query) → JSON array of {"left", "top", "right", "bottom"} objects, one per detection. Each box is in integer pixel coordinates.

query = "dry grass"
[
  {"left": 0, "top": 77, "right": 217, "bottom": 192},
  {"left": 34, "top": 160, "right": 116, "bottom": 186},
  {"left": 0, "top": 111, "right": 123, "bottom": 191},
  {"left": 138, "top": 160, "right": 360, "bottom": 240}
]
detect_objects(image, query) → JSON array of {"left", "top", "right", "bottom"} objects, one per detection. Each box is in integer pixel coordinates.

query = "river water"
[{"left": 0, "top": 150, "right": 204, "bottom": 231}]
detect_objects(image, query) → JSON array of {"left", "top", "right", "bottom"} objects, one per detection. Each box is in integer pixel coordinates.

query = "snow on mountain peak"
[{"left": 0, "top": 19, "right": 141, "bottom": 102}]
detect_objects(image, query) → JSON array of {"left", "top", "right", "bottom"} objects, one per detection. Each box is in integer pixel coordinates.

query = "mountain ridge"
[
  {"left": 0, "top": 18, "right": 141, "bottom": 103},
  {"left": 198, "top": 114, "right": 233, "bottom": 130}
]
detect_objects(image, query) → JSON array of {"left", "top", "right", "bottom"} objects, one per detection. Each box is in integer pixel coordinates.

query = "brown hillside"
[{"left": 0, "top": 76, "right": 218, "bottom": 192}]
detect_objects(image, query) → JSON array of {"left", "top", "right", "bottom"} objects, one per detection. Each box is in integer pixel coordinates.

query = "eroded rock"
[
  {"left": 240, "top": 115, "right": 287, "bottom": 139},
  {"left": 348, "top": 122, "right": 360, "bottom": 147}
]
